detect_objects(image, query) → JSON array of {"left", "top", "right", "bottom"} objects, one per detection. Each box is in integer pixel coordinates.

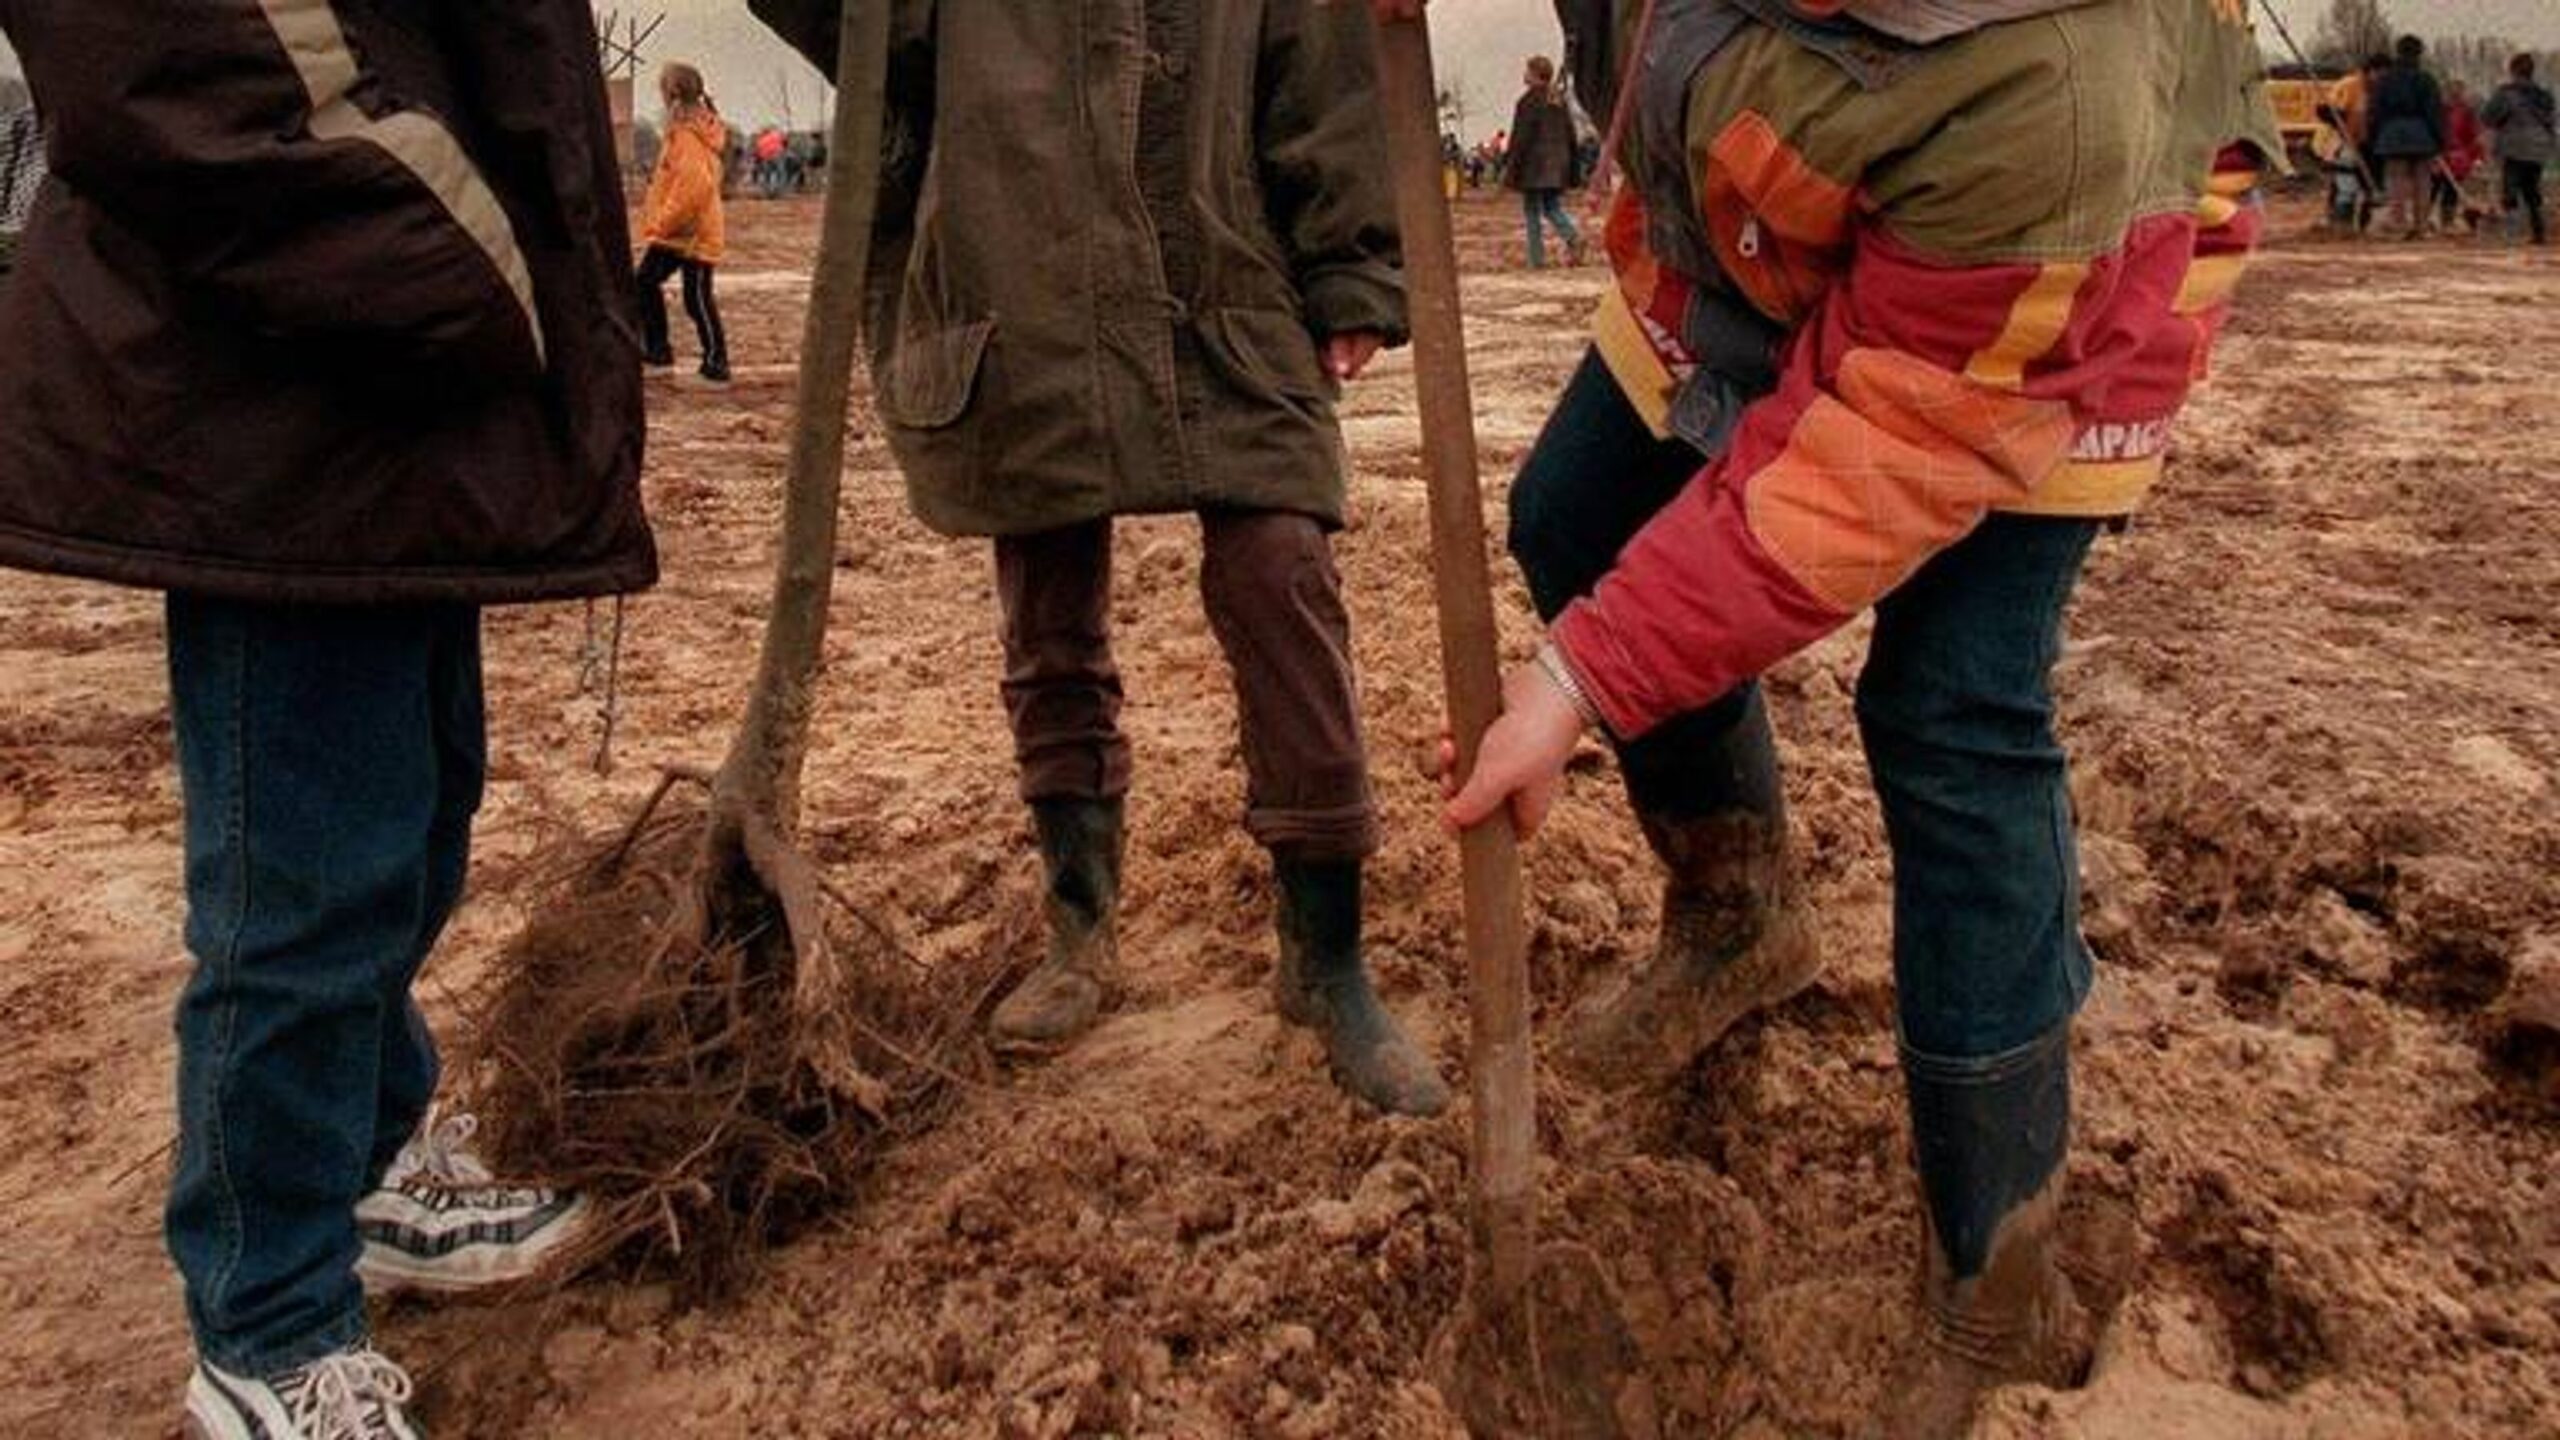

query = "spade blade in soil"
[{"left": 1432, "top": 1242, "right": 1656, "bottom": 1440}]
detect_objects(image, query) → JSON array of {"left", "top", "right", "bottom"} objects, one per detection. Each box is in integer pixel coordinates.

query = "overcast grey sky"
[
  {"left": 7, "top": 2, "right": 2560, "bottom": 138},
  {"left": 604, "top": 0, "right": 2560, "bottom": 137}
]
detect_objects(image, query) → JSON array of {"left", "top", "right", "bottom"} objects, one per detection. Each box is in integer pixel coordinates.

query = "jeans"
[
  {"left": 1521, "top": 188, "right": 1581, "bottom": 268},
  {"left": 995, "top": 512, "right": 1378, "bottom": 861},
  {"left": 165, "top": 596, "right": 486, "bottom": 1378},
  {"left": 1510, "top": 351, "right": 2097, "bottom": 1059},
  {"left": 636, "top": 244, "right": 729, "bottom": 376}
]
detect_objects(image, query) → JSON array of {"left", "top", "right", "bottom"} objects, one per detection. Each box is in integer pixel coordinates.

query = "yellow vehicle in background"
[{"left": 2263, "top": 69, "right": 2349, "bottom": 171}]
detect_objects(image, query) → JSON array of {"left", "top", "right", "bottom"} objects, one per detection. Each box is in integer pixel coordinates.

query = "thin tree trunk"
[{"left": 712, "top": 0, "right": 892, "bottom": 843}]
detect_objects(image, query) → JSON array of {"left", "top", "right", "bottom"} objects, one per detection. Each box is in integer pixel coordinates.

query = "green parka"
[{"left": 752, "top": 0, "right": 1408, "bottom": 537}]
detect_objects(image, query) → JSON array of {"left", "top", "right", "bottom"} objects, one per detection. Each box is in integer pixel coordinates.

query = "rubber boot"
[
  {"left": 990, "top": 799, "right": 1123, "bottom": 1049},
  {"left": 1274, "top": 859, "right": 1452, "bottom": 1117},
  {"left": 1558, "top": 806, "right": 1822, "bottom": 1090},
  {"left": 1876, "top": 1024, "right": 2087, "bottom": 1440}
]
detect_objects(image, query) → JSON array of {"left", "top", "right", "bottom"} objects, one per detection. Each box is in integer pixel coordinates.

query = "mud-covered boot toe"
[
  {"left": 990, "top": 964, "right": 1108, "bottom": 1049},
  {"left": 1876, "top": 1026, "right": 2086, "bottom": 1439},
  {"left": 1558, "top": 882, "right": 1819, "bottom": 1091},
  {"left": 1312, "top": 979, "right": 1451, "bottom": 1117},
  {"left": 1274, "top": 858, "right": 1451, "bottom": 1118},
  {"left": 992, "top": 799, "right": 1123, "bottom": 1053}
]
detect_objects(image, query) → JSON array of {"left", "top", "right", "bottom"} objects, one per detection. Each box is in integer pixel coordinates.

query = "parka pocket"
[
  {"left": 1200, "top": 308, "right": 1334, "bottom": 409},
  {"left": 881, "top": 319, "right": 994, "bottom": 430},
  {"left": 1701, "top": 111, "right": 1856, "bottom": 327}
]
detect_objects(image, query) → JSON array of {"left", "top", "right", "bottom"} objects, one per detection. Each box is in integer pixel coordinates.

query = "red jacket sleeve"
[{"left": 1550, "top": 211, "right": 2204, "bottom": 740}]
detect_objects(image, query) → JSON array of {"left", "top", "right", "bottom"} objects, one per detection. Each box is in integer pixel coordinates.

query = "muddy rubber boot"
[
  {"left": 1274, "top": 859, "right": 1452, "bottom": 1117},
  {"left": 990, "top": 799, "right": 1123, "bottom": 1050},
  {"left": 1558, "top": 807, "right": 1823, "bottom": 1091},
  {"left": 1876, "top": 1025, "right": 2088, "bottom": 1440}
]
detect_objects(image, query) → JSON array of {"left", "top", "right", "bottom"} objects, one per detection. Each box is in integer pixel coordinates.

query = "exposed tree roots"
[{"left": 467, "top": 770, "right": 1006, "bottom": 1300}]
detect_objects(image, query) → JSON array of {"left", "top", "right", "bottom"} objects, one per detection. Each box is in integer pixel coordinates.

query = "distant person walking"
[
  {"left": 1505, "top": 56, "right": 1583, "bottom": 268},
  {"left": 753, "top": 125, "right": 789, "bottom": 198},
  {"left": 2316, "top": 54, "right": 2389, "bottom": 233},
  {"left": 2436, "top": 82, "right": 2486, "bottom": 232},
  {"left": 2368, "top": 35, "right": 2447, "bottom": 238},
  {"left": 635, "top": 63, "right": 732, "bottom": 382},
  {"left": 2484, "top": 53, "right": 2556, "bottom": 245}
]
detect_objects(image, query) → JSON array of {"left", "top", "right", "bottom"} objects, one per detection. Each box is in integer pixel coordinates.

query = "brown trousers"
[{"left": 995, "top": 512, "right": 1379, "bottom": 862}]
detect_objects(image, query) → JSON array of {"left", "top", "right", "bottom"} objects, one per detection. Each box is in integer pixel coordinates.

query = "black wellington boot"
[
  {"left": 1875, "top": 1023, "right": 2089, "bottom": 1440},
  {"left": 989, "top": 799, "right": 1124, "bottom": 1050},
  {"left": 1274, "top": 860, "right": 1452, "bottom": 1117}
]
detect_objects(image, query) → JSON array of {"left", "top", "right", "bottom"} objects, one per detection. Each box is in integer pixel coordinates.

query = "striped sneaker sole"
[{"left": 356, "top": 1193, "right": 590, "bottom": 1296}]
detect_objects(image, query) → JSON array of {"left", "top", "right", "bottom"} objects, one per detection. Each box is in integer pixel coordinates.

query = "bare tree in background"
[
  {"left": 2430, "top": 35, "right": 2509, "bottom": 90},
  {"left": 2317, "top": 0, "right": 2395, "bottom": 66},
  {"left": 1438, "top": 83, "right": 1470, "bottom": 144},
  {"left": 2427, "top": 35, "right": 2560, "bottom": 93}
]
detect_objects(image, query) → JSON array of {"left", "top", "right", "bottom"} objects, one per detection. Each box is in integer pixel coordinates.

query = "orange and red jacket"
[{"left": 1551, "top": 0, "right": 2280, "bottom": 741}]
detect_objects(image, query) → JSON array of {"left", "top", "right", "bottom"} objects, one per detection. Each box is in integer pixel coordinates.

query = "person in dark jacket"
[
  {"left": 2484, "top": 52, "right": 2557, "bottom": 245},
  {"left": 0, "top": 3, "right": 653, "bottom": 1434},
  {"left": 1504, "top": 55, "right": 1585, "bottom": 268},
  {"left": 753, "top": 0, "right": 1447, "bottom": 1118},
  {"left": 2368, "top": 34, "right": 2447, "bottom": 238}
]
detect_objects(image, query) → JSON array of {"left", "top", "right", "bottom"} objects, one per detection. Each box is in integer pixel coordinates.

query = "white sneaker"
[
  {"left": 184, "top": 1346, "right": 423, "bottom": 1439},
  {"left": 354, "top": 1107, "right": 589, "bottom": 1297}
]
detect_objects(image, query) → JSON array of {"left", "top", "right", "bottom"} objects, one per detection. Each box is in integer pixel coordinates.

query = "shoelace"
[
  {"left": 284, "top": 1348, "right": 414, "bottom": 1440},
  {"left": 391, "top": 1106, "right": 495, "bottom": 1188}
]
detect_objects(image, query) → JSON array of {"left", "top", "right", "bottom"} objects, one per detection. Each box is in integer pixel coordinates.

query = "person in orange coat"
[{"left": 636, "top": 63, "right": 731, "bottom": 382}]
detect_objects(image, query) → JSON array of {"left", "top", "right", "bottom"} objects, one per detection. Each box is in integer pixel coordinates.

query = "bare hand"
[
  {"left": 1441, "top": 662, "right": 1586, "bottom": 840},
  {"left": 1325, "top": 331, "right": 1386, "bottom": 383}
]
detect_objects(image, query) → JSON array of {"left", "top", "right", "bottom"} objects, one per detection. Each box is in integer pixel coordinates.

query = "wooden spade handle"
[{"left": 1371, "top": 15, "right": 1538, "bottom": 1308}]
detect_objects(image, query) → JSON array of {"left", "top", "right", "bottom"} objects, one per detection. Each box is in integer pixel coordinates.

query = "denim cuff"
[
  {"left": 200, "top": 1304, "right": 369, "bottom": 1383},
  {"left": 1899, "top": 1018, "right": 2073, "bottom": 1084}
]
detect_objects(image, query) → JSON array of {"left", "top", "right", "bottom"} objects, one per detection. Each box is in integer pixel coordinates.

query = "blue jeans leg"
[
  {"left": 366, "top": 621, "right": 486, "bottom": 1185},
  {"left": 1508, "top": 348, "right": 1769, "bottom": 819},
  {"left": 165, "top": 596, "right": 484, "bottom": 1378},
  {"left": 1540, "top": 191, "right": 1582, "bottom": 251},
  {"left": 1521, "top": 190, "right": 1548, "bottom": 267},
  {"left": 1855, "top": 515, "right": 2100, "bottom": 1060}
]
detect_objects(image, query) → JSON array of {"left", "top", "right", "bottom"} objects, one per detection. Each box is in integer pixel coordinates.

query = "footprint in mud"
[
  {"left": 2058, "top": 1182, "right": 2147, "bottom": 1368},
  {"left": 2386, "top": 898, "right": 2517, "bottom": 1016},
  {"left": 2486, "top": 940, "right": 2560, "bottom": 1112},
  {"left": 2157, "top": 1171, "right": 2331, "bottom": 1399}
]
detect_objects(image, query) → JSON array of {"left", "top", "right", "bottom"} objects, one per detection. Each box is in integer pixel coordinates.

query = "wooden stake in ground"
[{"left": 1368, "top": 14, "right": 1651, "bottom": 1439}]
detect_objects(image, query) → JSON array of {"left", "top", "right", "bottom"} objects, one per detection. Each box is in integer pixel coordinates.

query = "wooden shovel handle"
[{"left": 1371, "top": 16, "right": 1539, "bottom": 1308}]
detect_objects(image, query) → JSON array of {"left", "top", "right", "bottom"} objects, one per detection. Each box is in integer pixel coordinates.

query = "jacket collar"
[{"left": 1812, "top": 0, "right": 2100, "bottom": 45}]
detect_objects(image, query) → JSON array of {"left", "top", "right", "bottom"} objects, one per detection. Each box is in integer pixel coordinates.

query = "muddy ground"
[{"left": 1, "top": 194, "right": 2554, "bottom": 1438}]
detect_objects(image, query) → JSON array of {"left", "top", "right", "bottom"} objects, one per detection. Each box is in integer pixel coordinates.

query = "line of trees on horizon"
[{"left": 2302, "top": 0, "right": 2556, "bottom": 90}]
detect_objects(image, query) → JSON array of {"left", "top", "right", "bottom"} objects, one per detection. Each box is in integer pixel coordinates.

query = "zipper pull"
[{"left": 1738, "top": 216, "right": 1764, "bottom": 260}]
